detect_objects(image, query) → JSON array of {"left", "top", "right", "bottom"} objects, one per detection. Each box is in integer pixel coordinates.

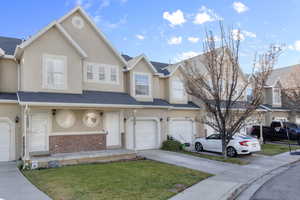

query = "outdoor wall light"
[
  {"left": 52, "top": 109, "right": 56, "bottom": 116},
  {"left": 100, "top": 112, "right": 103, "bottom": 116},
  {"left": 167, "top": 117, "right": 170, "bottom": 122},
  {"left": 124, "top": 118, "right": 127, "bottom": 122},
  {"left": 15, "top": 116, "right": 19, "bottom": 123},
  {"left": 160, "top": 118, "right": 163, "bottom": 122}
]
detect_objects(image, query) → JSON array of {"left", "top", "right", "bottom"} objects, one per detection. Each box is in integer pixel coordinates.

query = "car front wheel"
[
  {"left": 227, "top": 147, "right": 237, "bottom": 157},
  {"left": 195, "top": 142, "right": 204, "bottom": 152}
]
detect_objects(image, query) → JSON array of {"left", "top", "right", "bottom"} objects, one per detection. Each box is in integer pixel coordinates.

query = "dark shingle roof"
[
  {"left": 17, "top": 90, "right": 200, "bottom": 109},
  {"left": 262, "top": 104, "right": 291, "bottom": 111},
  {"left": 0, "top": 92, "right": 18, "bottom": 101},
  {"left": 122, "top": 54, "right": 170, "bottom": 75},
  {"left": 0, "top": 36, "right": 22, "bottom": 55}
]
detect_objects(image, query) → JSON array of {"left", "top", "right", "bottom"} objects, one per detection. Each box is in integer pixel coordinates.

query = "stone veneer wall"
[{"left": 49, "top": 134, "right": 106, "bottom": 154}]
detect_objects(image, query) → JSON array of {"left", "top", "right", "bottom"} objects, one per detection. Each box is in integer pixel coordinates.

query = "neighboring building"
[
  {"left": 262, "top": 65, "right": 300, "bottom": 125},
  {"left": 0, "top": 6, "right": 201, "bottom": 164}
]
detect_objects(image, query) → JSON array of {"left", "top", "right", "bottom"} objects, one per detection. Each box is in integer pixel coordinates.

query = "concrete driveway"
[
  {"left": 138, "top": 150, "right": 239, "bottom": 175},
  {"left": 0, "top": 162, "right": 51, "bottom": 200}
]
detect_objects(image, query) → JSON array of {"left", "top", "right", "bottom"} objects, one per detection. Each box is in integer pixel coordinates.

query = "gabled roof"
[
  {"left": 0, "top": 36, "right": 22, "bottom": 55},
  {"left": 122, "top": 54, "right": 170, "bottom": 75},
  {"left": 14, "top": 22, "right": 87, "bottom": 59},
  {"left": 266, "top": 64, "right": 300, "bottom": 88},
  {"left": 126, "top": 54, "right": 158, "bottom": 74},
  {"left": 58, "top": 6, "right": 128, "bottom": 66}
]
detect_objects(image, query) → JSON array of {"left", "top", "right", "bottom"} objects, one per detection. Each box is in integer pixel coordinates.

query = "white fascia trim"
[
  {"left": 57, "top": 6, "right": 127, "bottom": 66},
  {"left": 18, "top": 101, "right": 143, "bottom": 108},
  {"left": 127, "top": 54, "right": 158, "bottom": 74},
  {"left": 164, "top": 64, "right": 183, "bottom": 78},
  {"left": 169, "top": 107, "right": 200, "bottom": 110},
  {"left": 0, "top": 100, "right": 18, "bottom": 103},
  {"left": 259, "top": 105, "right": 272, "bottom": 111},
  {"left": 1, "top": 55, "right": 15, "bottom": 60},
  {"left": 55, "top": 23, "right": 88, "bottom": 58}
]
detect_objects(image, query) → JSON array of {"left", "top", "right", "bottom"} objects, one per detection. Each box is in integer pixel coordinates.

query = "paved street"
[{"left": 251, "top": 162, "right": 300, "bottom": 200}]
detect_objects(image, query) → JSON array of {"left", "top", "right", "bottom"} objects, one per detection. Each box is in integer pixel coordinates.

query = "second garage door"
[{"left": 170, "top": 120, "right": 194, "bottom": 144}]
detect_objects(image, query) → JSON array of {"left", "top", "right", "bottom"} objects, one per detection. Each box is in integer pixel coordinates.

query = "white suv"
[{"left": 194, "top": 134, "right": 261, "bottom": 157}]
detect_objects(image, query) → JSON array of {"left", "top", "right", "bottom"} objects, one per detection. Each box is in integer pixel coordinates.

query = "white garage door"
[
  {"left": 135, "top": 120, "right": 157, "bottom": 150},
  {"left": 127, "top": 119, "right": 158, "bottom": 150},
  {"left": 296, "top": 118, "right": 300, "bottom": 125},
  {"left": 170, "top": 120, "right": 194, "bottom": 144},
  {"left": 0, "top": 122, "right": 10, "bottom": 161}
]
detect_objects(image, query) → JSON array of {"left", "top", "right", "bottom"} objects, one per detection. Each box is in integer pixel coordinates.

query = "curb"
[{"left": 226, "top": 159, "right": 300, "bottom": 200}]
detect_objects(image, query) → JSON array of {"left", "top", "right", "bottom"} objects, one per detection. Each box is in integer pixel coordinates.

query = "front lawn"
[
  {"left": 23, "top": 160, "right": 211, "bottom": 200},
  {"left": 180, "top": 150, "right": 249, "bottom": 165},
  {"left": 258, "top": 143, "right": 299, "bottom": 156}
]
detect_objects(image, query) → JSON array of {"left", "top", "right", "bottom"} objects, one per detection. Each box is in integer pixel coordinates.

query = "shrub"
[{"left": 161, "top": 139, "right": 182, "bottom": 151}]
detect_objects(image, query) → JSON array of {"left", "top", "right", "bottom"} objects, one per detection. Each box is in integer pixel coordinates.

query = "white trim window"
[
  {"left": 172, "top": 77, "right": 185, "bottom": 100},
  {"left": 134, "top": 72, "right": 151, "bottom": 97},
  {"left": 43, "top": 54, "right": 67, "bottom": 90},
  {"left": 85, "top": 62, "right": 119, "bottom": 84},
  {"left": 273, "top": 87, "right": 281, "bottom": 105}
]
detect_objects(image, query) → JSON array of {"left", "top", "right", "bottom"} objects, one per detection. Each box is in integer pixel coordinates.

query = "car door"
[{"left": 204, "top": 134, "right": 222, "bottom": 152}]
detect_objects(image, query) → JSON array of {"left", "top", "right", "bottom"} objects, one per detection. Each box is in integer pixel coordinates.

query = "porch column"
[{"left": 23, "top": 105, "right": 30, "bottom": 160}]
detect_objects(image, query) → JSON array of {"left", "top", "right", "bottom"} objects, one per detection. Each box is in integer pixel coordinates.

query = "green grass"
[
  {"left": 23, "top": 160, "right": 212, "bottom": 200},
  {"left": 179, "top": 150, "right": 249, "bottom": 165},
  {"left": 258, "top": 143, "right": 299, "bottom": 156}
]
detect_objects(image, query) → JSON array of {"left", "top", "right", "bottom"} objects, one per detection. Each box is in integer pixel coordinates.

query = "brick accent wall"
[{"left": 49, "top": 134, "right": 106, "bottom": 154}]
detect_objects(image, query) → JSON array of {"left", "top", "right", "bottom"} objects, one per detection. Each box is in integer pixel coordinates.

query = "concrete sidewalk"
[
  {"left": 138, "top": 150, "right": 300, "bottom": 200},
  {"left": 0, "top": 162, "right": 51, "bottom": 200}
]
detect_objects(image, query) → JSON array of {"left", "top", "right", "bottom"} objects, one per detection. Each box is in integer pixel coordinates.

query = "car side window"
[{"left": 207, "top": 134, "right": 221, "bottom": 140}]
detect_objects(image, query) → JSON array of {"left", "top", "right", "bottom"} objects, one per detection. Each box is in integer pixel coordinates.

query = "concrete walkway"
[
  {"left": 0, "top": 162, "right": 51, "bottom": 200},
  {"left": 138, "top": 150, "right": 300, "bottom": 200}
]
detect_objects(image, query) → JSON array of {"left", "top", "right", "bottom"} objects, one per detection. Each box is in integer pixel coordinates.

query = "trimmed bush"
[{"left": 161, "top": 140, "right": 182, "bottom": 151}]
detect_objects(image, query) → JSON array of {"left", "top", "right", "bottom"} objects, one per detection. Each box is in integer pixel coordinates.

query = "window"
[
  {"left": 172, "top": 77, "right": 185, "bottom": 100},
  {"left": 43, "top": 54, "right": 67, "bottom": 90},
  {"left": 110, "top": 67, "right": 117, "bottom": 82},
  {"left": 134, "top": 73, "right": 151, "bottom": 96},
  {"left": 273, "top": 88, "right": 281, "bottom": 105},
  {"left": 98, "top": 66, "right": 105, "bottom": 81},
  {"left": 246, "top": 88, "right": 253, "bottom": 102},
  {"left": 85, "top": 62, "right": 118, "bottom": 84}
]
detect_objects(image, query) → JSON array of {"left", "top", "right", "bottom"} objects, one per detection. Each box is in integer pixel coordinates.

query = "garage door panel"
[
  {"left": 0, "top": 122, "right": 10, "bottom": 161},
  {"left": 135, "top": 120, "right": 157, "bottom": 150},
  {"left": 170, "top": 120, "right": 193, "bottom": 144}
]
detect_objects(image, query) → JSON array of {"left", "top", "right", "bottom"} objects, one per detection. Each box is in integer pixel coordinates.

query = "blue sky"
[{"left": 1, "top": 0, "right": 300, "bottom": 72}]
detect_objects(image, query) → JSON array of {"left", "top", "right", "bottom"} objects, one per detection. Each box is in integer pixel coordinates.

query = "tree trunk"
[{"left": 222, "top": 134, "right": 227, "bottom": 159}]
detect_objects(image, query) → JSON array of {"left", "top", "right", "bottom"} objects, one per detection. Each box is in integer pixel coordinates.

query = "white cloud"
[
  {"left": 120, "top": 0, "right": 128, "bottom": 3},
  {"left": 94, "top": 15, "right": 127, "bottom": 29},
  {"left": 242, "top": 30, "right": 256, "bottom": 38},
  {"left": 233, "top": 2, "right": 249, "bottom": 13},
  {"left": 193, "top": 6, "right": 222, "bottom": 25},
  {"left": 136, "top": 34, "right": 145, "bottom": 40},
  {"left": 231, "top": 29, "right": 245, "bottom": 41},
  {"left": 75, "top": 0, "right": 92, "bottom": 9},
  {"left": 188, "top": 37, "right": 200, "bottom": 43},
  {"left": 167, "top": 36, "right": 182, "bottom": 45},
  {"left": 175, "top": 51, "right": 200, "bottom": 62},
  {"left": 163, "top": 10, "right": 186, "bottom": 27},
  {"left": 288, "top": 41, "right": 300, "bottom": 51},
  {"left": 93, "top": 15, "right": 102, "bottom": 23},
  {"left": 99, "top": 0, "right": 110, "bottom": 9},
  {"left": 204, "top": 36, "right": 221, "bottom": 42}
]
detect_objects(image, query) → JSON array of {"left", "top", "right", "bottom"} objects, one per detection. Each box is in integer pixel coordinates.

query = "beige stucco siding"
[
  {"left": 0, "top": 103, "right": 21, "bottom": 160},
  {"left": 51, "top": 109, "right": 103, "bottom": 133},
  {"left": 0, "top": 59, "right": 18, "bottom": 92},
  {"left": 20, "top": 27, "right": 83, "bottom": 93},
  {"left": 158, "top": 78, "right": 167, "bottom": 100},
  {"left": 168, "top": 69, "right": 188, "bottom": 104},
  {"left": 60, "top": 11, "right": 125, "bottom": 92},
  {"left": 129, "top": 59, "right": 154, "bottom": 102},
  {"left": 265, "top": 111, "right": 290, "bottom": 125}
]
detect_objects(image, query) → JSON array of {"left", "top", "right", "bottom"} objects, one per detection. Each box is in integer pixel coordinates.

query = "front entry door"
[
  {"left": 105, "top": 112, "right": 120, "bottom": 147},
  {"left": 30, "top": 113, "right": 49, "bottom": 152}
]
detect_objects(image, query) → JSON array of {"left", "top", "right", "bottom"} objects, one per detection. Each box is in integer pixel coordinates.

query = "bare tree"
[{"left": 182, "top": 24, "right": 281, "bottom": 158}]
